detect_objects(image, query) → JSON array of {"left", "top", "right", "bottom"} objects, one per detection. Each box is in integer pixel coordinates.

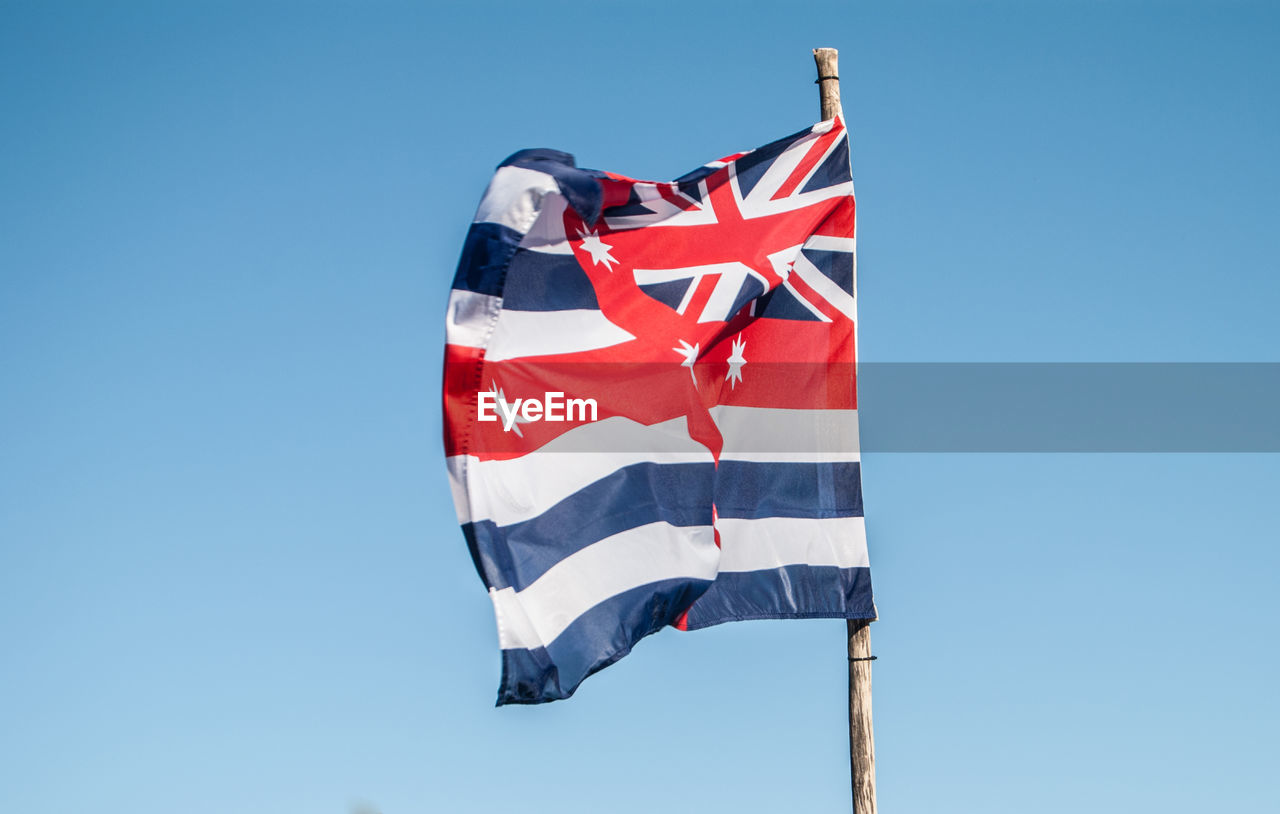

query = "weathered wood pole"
[
  {"left": 847, "top": 618, "right": 876, "bottom": 813},
  {"left": 813, "top": 46, "right": 878, "bottom": 814},
  {"left": 814, "top": 47, "right": 843, "bottom": 122}
]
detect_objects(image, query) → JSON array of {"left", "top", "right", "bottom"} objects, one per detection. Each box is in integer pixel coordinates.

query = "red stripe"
[
  {"left": 814, "top": 195, "right": 856, "bottom": 238},
  {"left": 672, "top": 609, "right": 690, "bottom": 631},
  {"left": 444, "top": 356, "right": 858, "bottom": 460},
  {"left": 784, "top": 273, "right": 844, "bottom": 323},
  {"left": 770, "top": 120, "right": 844, "bottom": 201},
  {"left": 442, "top": 343, "right": 485, "bottom": 458}
]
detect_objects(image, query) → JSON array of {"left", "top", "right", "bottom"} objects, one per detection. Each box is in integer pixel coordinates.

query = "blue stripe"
[
  {"left": 733, "top": 125, "right": 813, "bottom": 199},
  {"left": 497, "top": 576, "right": 713, "bottom": 705},
  {"left": 801, "top": 247, "right": 854, "bottom": 296},
  {"left": 499, "top": 148, "right": 576, "bottom": 169},
  {"left": 638, "top": 278, "right": 692, "bottom": 311},
  {"left": 452, "top": 221, "right": 522, "bottom": 296},
  {"left": 463, "top": 462, "right": 715, "bottom": 592},
  {"left": 682, "top": 565, "right": 875, "bottom": 630},
  {"left": 464, "top": 461, "right": 859, "bottom": 591},
  {"left": 676, "top": 178, "right": 704, "bottom": 204},
  {"left": 502, "top": 248, "right": 600, "bottom": 311},
  {"left": 753, "top": 284, "right": 826, "bottom": 321},
  {"left": 499, "top": 148, "right": 604, "bottom": 227},
  {"left": 726, "top": 275, "right": 767, "bottom": 318},
  {"left": 715, "top": 461, "right": 863, "bottom": 519},
  {"left": 673, "top": 163, "right": 718, "bottom": 186},
  {"left": 799, "top": 134, "right": 852, "bottom": 193},
  {"left": 605, "top": 186, "right": 657, "bottom": 217}
]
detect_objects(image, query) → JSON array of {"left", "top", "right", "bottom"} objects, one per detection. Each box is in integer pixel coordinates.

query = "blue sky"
[{"left": 2, "top": 1, "right": 1278, "bottom": 812}]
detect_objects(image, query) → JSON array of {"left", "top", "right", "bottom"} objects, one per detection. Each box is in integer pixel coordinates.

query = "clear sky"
[{"left": 2, "top": 1, "right": 1278, "bottom": 812}]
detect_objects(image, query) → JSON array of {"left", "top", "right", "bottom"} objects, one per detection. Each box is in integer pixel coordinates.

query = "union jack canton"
[{"left": 444, "top": 118, "right": 875, "bottom": 704}]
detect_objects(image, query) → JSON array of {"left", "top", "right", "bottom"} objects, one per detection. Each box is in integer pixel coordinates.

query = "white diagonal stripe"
[{"left": 791, "top": 250, "right": 857, "bottom": 320}]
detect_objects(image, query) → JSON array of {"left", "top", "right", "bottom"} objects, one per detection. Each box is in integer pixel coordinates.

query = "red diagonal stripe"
[{"left": 770, "top": 119, "right": 844, "bottom": 201}]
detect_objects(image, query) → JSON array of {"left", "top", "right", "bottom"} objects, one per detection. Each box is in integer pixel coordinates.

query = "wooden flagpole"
[{"left": 813, "top": 46, "right": 878, "bottom": 814}]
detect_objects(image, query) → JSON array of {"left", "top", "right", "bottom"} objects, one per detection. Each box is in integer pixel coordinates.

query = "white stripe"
[
  {"left": 737, "top": 131, "right": 818, "bottom": 203},
  {"left": 716, "top": 516, "right": 868, "bottom": 572},
  {"left": 803, "top": 234, "right": 856, "bottom": 253},
  {"left": 763, "top": 244, "right": 830, "bottom": 322},
  {"left": 486, "top": 308, "right": 635, "bottom": 362},
  {"left": 518, "top": 196, "right": 573, "bottom": 254},
  {"left": 733, "top": 131, "right": 854, "bottom": 217},
  {"left": 445, "top": 456, "right": 471, "bottom": 526},
  {"left": 711, "top": 405, "right": 860, "bottom": 462},
  {"left": 489, "top": 586, "right": 542, "bottom": 652},
  {"left": 603, "top": 182, "right": 718, "bottom": 231},
  {"left": 448, "top": 416, "right": 711, "bottom": 526},
  {"left": 781, "top": 277, "right": 833, "bottom": 322},
  {"left": 792, "top": 250, "right": 857, "bottom": 320},
  {"left": 632, "top": 262, "right": 769, "bottom": 323},
  {"left": 489, "top": 521, "right": 719, "bottom": 649},
  {"left": 473, "top": 166, "right": 559, "bottom": 234},
  {"left": 444, "top": 289, "right": 499, "bottom": 349}
]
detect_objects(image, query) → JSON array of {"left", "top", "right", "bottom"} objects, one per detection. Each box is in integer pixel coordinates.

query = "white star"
[
  {"left": 576, "top": 226, "right": 618, "bottom": 271},
  {"left": 673, "top": 339, "right": 700, "bottom": 386},
  {"left": 726, "top": 335, "right": 747, "bottom": 389},
  {"left": 488, "top": 381, "right": 529, "bottom": 436}
]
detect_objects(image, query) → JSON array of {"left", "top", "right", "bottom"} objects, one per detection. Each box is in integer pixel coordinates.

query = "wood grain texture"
[
  {"left": 847, "top": 620, "right": 877, "bottom": 814},
  {"left": 813, "top": 47, "right": 842, "bottom": 121}
]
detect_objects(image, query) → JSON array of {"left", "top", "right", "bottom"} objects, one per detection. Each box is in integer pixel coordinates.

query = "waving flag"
[{"left": 444, "top": 118, "right": 874, "bottom": 704}]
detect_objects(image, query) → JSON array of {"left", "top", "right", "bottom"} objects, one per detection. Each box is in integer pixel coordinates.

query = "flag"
[{"left": 444, "top": 118, "right": 874, "bottom": 704}]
